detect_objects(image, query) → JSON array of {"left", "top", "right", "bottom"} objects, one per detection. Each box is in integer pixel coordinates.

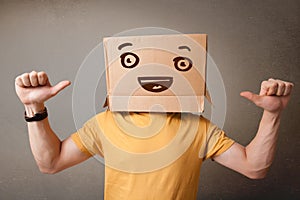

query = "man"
[{"left": 15, "top": 71, "right": 293, "bottom": 199}]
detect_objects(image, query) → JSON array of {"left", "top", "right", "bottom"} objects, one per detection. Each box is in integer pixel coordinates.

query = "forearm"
[
  {"left": 25, "top": 104, "right": 62, "bottom": 172},
  {"left": 215, "top": 79, "right": 292, "bottom": 179},
  {"left": 245, "top": 110, "right": 281, "bottom": 175}
]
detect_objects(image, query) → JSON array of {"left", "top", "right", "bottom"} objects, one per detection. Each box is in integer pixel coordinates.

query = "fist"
[
  {"left": 15, "top": 71, "right": 71, "bottom": 106},
  {"left": 240, "top": 78, "right": 294, "bottom": 114}
]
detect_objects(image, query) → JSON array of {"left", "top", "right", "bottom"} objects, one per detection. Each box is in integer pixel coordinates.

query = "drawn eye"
[
  {"left": 120, "top": 52, "right": 140, "bottom": 68},
  {"left": 173, "top": 56, "right": 193, "bottom": 72}
]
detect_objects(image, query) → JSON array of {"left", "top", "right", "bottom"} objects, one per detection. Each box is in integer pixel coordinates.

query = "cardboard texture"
[{"left": 103, "top": 34, "right": 207, "bottom": 113}]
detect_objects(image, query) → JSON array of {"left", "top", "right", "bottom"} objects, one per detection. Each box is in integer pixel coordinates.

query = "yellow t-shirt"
[{"left": 71, "top": 110, "right": 234, "bottom": 200}]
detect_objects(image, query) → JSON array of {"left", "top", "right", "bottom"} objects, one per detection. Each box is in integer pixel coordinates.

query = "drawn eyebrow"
[
  {"left": 118, "top": 42, "right": 133, "bottom": 50},
  {"left": 178, "top": 45, "right": 191, "bottom": 52}
]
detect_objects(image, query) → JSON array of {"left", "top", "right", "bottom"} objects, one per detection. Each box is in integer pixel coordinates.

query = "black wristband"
[{"left": 25, "top": 107, "right": 48, "bottom": 122}]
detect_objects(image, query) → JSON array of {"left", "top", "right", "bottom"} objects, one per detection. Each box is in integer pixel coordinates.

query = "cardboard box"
[{"left": 103, "top": 34, "right": 207, "bottom": 113}]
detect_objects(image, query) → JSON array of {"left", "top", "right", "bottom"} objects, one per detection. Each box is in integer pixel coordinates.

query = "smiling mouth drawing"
[{"left": 138, "top": 76, "right": 173, "bottom": 93}]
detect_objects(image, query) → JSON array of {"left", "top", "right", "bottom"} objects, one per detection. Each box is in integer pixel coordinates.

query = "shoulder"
[
  {"left": 177, "top": 112, "right": 209, "bottom": 124},
  {"left": 166, "top": 113, "right": 210, "bottom": 133},
  {"left": 79, "top": 110, "right": 112, "bottom": 129},
  {"left": 94, "top": 109, "right": 113, "bottom": 121}
]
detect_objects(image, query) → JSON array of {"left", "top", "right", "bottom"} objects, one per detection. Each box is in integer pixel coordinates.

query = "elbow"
[
  {"left": 243, "top": 156, "right": 272, "bottom": 179},
  {"left": 38, "top": 166, "right": 59, "bottom": 174},
  {"left": 37, "top": 162, "right": 60, "bottom": 174},
  {"left": 245, "top": 167, "right": 269, "bottom": 179},
  {"left": 35, "top": 157, "right": 62, "bottom": 174},
  {"left": 246, "top": 172, "right": 267, "bottom": 179}
]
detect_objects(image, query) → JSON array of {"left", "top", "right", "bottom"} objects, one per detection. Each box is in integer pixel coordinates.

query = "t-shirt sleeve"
[
  {"left": 199, "top": 117, "right": 235, "bottom": 160},
  {"left": 71, "top": 116, "right": 104, "bottom": 157}
]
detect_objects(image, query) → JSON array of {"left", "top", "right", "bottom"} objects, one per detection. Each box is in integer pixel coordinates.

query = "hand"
[
  {"left": 15, "top": 71, "right": 71, "bottom": 110},
  {"left": 240, "top": 78, "right": 294, "bottom": 114}
]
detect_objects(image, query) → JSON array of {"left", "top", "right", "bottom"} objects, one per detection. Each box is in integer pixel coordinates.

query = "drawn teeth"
[
  {"left": 140, "top": 79, "right": 171, "bottom": 83},
  {"left": 153, "top": 85, "right": 162, "bottom": 90}
]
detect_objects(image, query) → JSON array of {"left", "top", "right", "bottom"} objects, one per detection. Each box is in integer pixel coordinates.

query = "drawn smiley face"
[
  {"left": 118, "top": 42, "right": 193, "bottom": 93},
  {"left": 104, "top": 34, "right": 207, "bottom": 112}
]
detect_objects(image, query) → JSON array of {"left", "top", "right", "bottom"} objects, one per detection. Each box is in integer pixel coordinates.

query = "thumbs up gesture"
[
  {"left": 240, "top": 78, "right": 294, "bottom": 114},
  {"left": 15, "top": 71, "right": 71, "bottom": 112}
]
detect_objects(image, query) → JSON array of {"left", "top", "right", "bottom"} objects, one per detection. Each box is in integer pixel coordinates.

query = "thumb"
[
  {"left": 51, "top": 80, "right": 71, "bottom": 96},
  {"left": 240, "top": 91, "right": 262, "bottom": 106}
]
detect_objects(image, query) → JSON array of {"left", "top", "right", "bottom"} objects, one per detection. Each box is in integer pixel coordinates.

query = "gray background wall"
[{"left": 1, "top": 0, "right": 299, "bottom": 199}]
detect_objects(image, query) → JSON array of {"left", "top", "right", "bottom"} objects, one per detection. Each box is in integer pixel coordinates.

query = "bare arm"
[
  {"left": 214, "top": 78, "right": 294, "bottom": 179},
  {"left": 15, "top": 71, "right": 91, "bottom": 174}
]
